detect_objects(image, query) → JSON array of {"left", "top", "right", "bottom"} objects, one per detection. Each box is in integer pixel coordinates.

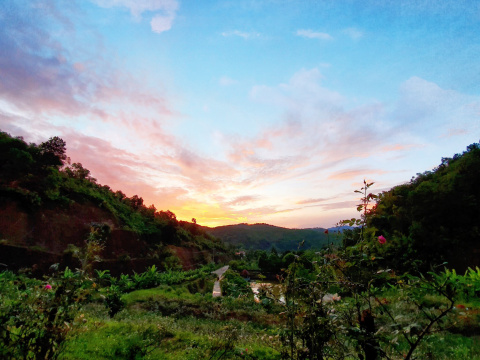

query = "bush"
[
  {"left": 0, "top": 269, "right": 94, "bottom": 359},
  {"left": 220, "top": 270, "right": 253, "bottom": 298}
]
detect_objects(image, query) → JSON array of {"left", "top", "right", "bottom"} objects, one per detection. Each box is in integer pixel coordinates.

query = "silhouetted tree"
[
  {"left": 39, "top": 136, "right": 67, "bottom": 167},
  {"left": 64, "top": 163, "right": 96, "bottom": 182}
]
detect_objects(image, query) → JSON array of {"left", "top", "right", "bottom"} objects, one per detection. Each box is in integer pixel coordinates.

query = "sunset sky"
[{"left": 1, "top": 0, "right": 479, "bottom": 228}]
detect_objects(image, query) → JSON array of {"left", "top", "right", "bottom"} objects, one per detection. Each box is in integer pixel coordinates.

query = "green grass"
[
  {"left": 61, "top": 303, "right": 281, "bottom": 360},
  {"left": 58, "top": 277, "right": 480, "bottom": 360},
  {"left": 4, "top": 267, "right": 479, "bottom": 360},
  {"left": 122, "top": 285, "right": 201, "bottom": 304}
]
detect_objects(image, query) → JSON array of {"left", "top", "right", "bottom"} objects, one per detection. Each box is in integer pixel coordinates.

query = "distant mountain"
[
  {"left": 203, "top": 223, "right": 340, "bottom": 252},
  {"left": 308, "top": 226, "right": 355, "bottom": 233}
]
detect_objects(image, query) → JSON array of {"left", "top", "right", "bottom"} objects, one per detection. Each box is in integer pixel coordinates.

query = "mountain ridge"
[{"left": 201, "top": 223, "right": 340, "bottom": 251}]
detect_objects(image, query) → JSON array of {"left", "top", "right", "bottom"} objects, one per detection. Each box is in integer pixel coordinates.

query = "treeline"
[
  {"left": 205, "top": 223, "right": 332, "bottom": 252},
  {"left": 0, "top": 131, "right": 227, "bottom": 255}
]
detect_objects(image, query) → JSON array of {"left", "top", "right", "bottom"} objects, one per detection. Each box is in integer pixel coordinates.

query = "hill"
[
  {"left": 0, "top": 131, "right": 230, "bottom": 274},
  {"left": 203, "top": 223, "right": 337, "bottom": 251},
  {"left": 362, "top": 141, "right": 480, "bottom": 272}
]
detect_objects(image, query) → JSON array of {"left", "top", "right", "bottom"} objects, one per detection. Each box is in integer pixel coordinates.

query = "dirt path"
[{"left": 212, "top": 265, "right": 229, "bottom": 297}]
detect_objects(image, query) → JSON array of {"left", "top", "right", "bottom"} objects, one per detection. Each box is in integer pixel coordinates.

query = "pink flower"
[
  {"left": 44, "top": 284, "right": 52, "bottom": 290},
  {"left": 332, "top": 293, "right": 341, "bottom": 301},
  {"left": 324, "top": 229, "right": 329, "bottom": 234},
  {"left": 378, "top": 235, "right": 386, "bottom": 244}
]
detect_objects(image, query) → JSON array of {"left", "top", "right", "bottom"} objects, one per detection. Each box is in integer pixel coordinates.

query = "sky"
[{"left": 1, "top": 0, "right": 479, "bottom": 229}]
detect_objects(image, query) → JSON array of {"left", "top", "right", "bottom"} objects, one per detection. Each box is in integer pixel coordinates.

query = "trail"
[{"left": 212, "top": 265, "right": 229, "bottom": 297}]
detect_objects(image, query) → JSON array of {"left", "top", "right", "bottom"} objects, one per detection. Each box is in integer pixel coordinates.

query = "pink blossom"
[
  {"left": 44, "top": 284, "right": 52, "bottom": 290},
  {"left": 378, "top": 235, "right": 386, "bottom": 244}
]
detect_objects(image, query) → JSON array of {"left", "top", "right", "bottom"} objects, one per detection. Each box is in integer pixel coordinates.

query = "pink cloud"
[
  {"left": 92, "top": 0, "right": 179, "bottom": 34},
  {"left": 296, "top": 197, "right": 331, "bottom": 205},
  {"left": 0, "top": 2, "right": 172, "bottom": 126},
  {"left": 328, "top": 169, "right": 385, "bottom": 181},
  {"left": 225, "top": 195, "right": 260, "bottom": 206},
  {"left": 440, "top": 128, "right": 469, "bottom": 138}
]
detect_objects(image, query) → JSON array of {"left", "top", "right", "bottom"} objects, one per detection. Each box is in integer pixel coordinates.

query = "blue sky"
[{"left": 1, "top": 0, "right": 479, "bottom": 228}]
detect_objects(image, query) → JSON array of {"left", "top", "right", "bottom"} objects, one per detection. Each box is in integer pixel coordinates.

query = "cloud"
[
  {"left": 0, "top": 4, "right": 90, "bottom": 117},
  {"left": 381, "top": 144, "right": 422, "bottom": 152},
  {"left": 318, "top": 201, "right": 359, "bottom": 211},
  {"left": 4, "top": 0, "right": 478, "bottom": 230},
  {"left": 150, "top": 12, "right": 176, "bottom": 33},
  {"left": 343, "top": 27, "right": 363, "bottom": 39},
  {"left": 296, "top": 198, "right": 331, "bottom": 205},
  {"left": 248, "top": 67, "right": 383, "bottom": 164},
  {"left": 221, "top": 30, "right": 261, "bottom": 39},
  {"left": 92, "top": 0, "right": 179, "bottom": 33},
  {"left": 219, "top": 76, "right": 238, "bottom": 86},
  {"left": 328, "top": 169, "right": 386, "bottom": 181},
  {"left": 0, "top": 1, "right": 172, "bottom": 126},
  {"left": 225, "top": 195, "right": 260, "bottom": 206},
  {"left": 440, "top": 128, "right": 469, "bottom": 138},
  {"left": 296, "top": 29, "right": 332, "bottom": 40},
  {"left": 0, "top": 2, "right": 170, "bottom": 121},
  {"left": 394, "top": 77, "right": 480, "bottom": 137}
]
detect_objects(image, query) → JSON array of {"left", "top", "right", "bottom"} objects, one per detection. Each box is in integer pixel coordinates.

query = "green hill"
[
  {"left": 365, "top": 142, "right": 480, "bottom": 272},
  {"left": 203, "top": 223, "right": 336, "bottom": 252},
  {"left": 0, "top": 131, "right": 230, "bottom": 273}
]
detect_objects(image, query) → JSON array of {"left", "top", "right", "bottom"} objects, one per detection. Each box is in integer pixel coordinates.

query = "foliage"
[
  {"left": 0, "top": 130, "right": 230, "bottom": 270},
  {"left": 268, "top": 181, "right": 468, "bottom": 360},
  {"left": 369, "top": 142, "right": 480, "bottom": 272},
  {"left": 0, "top": 268, "right": 94, "bottom": 359},
  {"left": 104, "top": 285, "right": 125, "bottom": 318},
  {"left": 221, "top": 270, "right": 253, "bottom": 298},
  {"left": 206, "top": 223, "right": 333, "bottom": 252},
  {"left": 108, "top": 263, "right": 218, "bottom": 294},
  {"left": 2, "top": 132, "right": 480, "bottom": 359}
]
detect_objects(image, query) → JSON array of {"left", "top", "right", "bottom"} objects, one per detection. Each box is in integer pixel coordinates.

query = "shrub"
[
  {"left": 0, "top": 269, "right": 93, "bottom": 359},
  {"left": 221, "top": 270, "right": 253, "bottom": 298}
]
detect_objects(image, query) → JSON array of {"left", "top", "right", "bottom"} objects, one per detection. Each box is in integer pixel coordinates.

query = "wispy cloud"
[
  {"left": 221, "top": 30, "right": 261, "bottom": 39},
  {"left": 219, "top": 76, "right": 238, "bottom": 86},
  {"left": 92, "top": 0, "right": 179, "bottom": 33},
  {"left": 296, "top": 198, "right": 331, "bottom": 205},
  {"left": 318, "top": 201, "right": 359, "bottom": 211},
  {"left": 296, "top": 29, "right": 332, "bottom": 40},
  {"left": 0, "top": 1, "right": 172, "bottom": 122},
  {"left": 225, "top": 195, "right": 260, "bottom": 206},
  {"left": 393, "top": 76, "right": 480, "bottom": 137},
  {"left": 440, "top": 128, "right": 469, "bottom": 138},
  {"left": 328, "top": 170, "right": 386, "bottom": 181},
  {"left": 2, "top": 1, "right": 478, "bottom": 229}
]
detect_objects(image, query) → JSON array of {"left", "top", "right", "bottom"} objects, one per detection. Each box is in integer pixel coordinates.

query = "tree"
[
  {"left": 64, "top": 162, "right": 96, "bottom": 182},
  {"left": 39, "top": 136, "right": 67, "bottom": 167}
]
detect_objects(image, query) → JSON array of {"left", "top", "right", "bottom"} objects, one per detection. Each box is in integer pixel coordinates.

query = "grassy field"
[
  {"left": 2, "top": 265, "right": 480, "bottom": 359},
  {"left": 60, "top": 283, "right": 282, "bottom": 359}
]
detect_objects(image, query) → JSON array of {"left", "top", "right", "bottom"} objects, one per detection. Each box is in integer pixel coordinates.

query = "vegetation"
[
  {"left": 340, "top": 142, "right": 480, "bottom": 273},
  {"left": 205, "top": 224, "right": 334, "bottom": 252},
  {"left": 0, "top": 131, "right": 229, "bottom": 271},
  {"left": 1, "top": 132, "right": 480, "bottom": 359}
]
